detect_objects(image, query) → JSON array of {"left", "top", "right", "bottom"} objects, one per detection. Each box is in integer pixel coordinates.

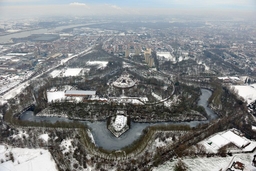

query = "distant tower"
[
  {"left": 135, "top": 46, "right": 140, "bottom": 56},
  {"left": 144, "top": 48, "right": 151, "bottom": 64},
  {"left": 125, "top": 49, "right": 130, "bottom": 58},
  {"left": 148, "top": 57, "right": 154, "bottom": 67}
]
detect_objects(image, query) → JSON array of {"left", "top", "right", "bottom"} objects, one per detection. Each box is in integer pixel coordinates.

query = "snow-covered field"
[
  {"left": 50, "top": 68, "right": 85, "bottom": 78},
  {"left": 47, "top": 91, "right": 66, "bottom": 103},
  {"left": 49, "top": 69, "right": 62, "bottom": 78},
  {"left": 86, "top": 61, "right": 108, "bottom": 69},
  {"left": 46, "top": 90, "right": 84, "bottom": 103},
  {"left": 63, "top": 68, "right": 83, "bottom": 77},
  {"left": 0, "top": 144, "right": 57, "bottom": 171},
  {"left": 233, "top": 83, "right": 256, "bottom": 104}
]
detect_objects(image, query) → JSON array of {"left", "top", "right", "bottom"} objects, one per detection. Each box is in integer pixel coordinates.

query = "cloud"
[
  {"left": 69, "top": 2, "right": 89, "bottom": 7},
  {"left": 111, "top": 5, "right": 121, "bottom": 10}
]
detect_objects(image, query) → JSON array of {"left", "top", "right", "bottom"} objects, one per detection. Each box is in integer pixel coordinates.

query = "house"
[{"left": 233, "top": 161, "right": 244, "bottom": 170}]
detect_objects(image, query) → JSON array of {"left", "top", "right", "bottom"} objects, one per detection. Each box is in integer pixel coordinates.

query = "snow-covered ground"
[
  {"left": 47, "top": 91, "right": 66, "bottom": 103},
  {"left": 62, "top": 68, "right": 83, "bottom": 77},
  {"left": 157, "top": 52, "right": 175, "bottom": 62},
  {"left": 50, "top": 68, "right": 86, "bottom": 78},
  {"left": 152, "top": 92, "right": 162, "bottom": 101},
  {"left": 86, "top": 61, "right": 108, "bottom": 69},
  {"left": 218, "top": 76, "right": 240, "bottom": 81},
  {"left": 0, "top": 144, "right": 58, "bottom": 171},
  {"left": 0, "top": 81, "right": 29, "bottom": 105},
  {"left": 46, "top": 90, "right": 84, "bottom": 103},
  {"left": 11, "top": 130, "right": 29, "bottom": 140},
  {"left": 153, "top": 154, "right": 256, "bottom": 171},
  {"left": 49, "top": 69, "right": 62, "bottom": 78},
  {"left": 233, "top": 83, "right": 256, "bottom": 104},
  {"left": 39, "top": 134, "right": 49, "bottom": 142},
  {"left": 60, "top": 139, "right": 74, "bottom": 154}
]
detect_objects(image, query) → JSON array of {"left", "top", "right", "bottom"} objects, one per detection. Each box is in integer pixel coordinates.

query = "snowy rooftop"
[
  {"left": 65, "top": 90, "right": 96, "bottom": 96},
  {"left": 201, "top": 129, "right": 255, "bottom": 153}
]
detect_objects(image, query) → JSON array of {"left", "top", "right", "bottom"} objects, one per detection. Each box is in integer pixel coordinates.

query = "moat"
[{"left": 20, "top": 88, "right": 216, "bottom": 150}]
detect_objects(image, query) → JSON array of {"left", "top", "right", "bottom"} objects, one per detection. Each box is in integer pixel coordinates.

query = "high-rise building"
[
  {"left": 144, "top": 48, "right": 151, "bottom": 63},
  {"left": 144, "top": 48, "right": 154, "bottom": 67},
  {"left": 135, "top": 46, "right": 141, "bottom": 56},
  {"left": 125, "top": 49, "right": 130, "bottom": 58},
  {"left": 148, "top": 57, "right": 154, "bottom": 67}
]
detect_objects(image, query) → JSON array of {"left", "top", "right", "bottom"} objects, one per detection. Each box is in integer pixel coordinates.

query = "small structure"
[
  {"left": 112, "top": 74, "right": 135, "bottom": 88},
  {"left": 108, "top": 111, "right": 129, "bottom": 137},
  {"left": 233, "top": 161, "right": 244, "bottom": 170}
]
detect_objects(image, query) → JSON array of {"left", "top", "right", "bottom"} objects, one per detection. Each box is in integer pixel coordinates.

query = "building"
[
  {"left": 107, "top": 111, "right": 129, "bottom": 137},
  {"left": 144, "top": 48, "right": 154, "bottom": 67},
  {"left": 125, "top": 49, "right": 130, "bottom": 58},
  {"left": 65, "top": 90, "right": 96, "bottom": 97},
  {"left": 144, "top": 48, "right": 151, "bottom": 63}
]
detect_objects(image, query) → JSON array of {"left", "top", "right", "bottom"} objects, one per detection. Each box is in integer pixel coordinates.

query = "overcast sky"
[{"left": 0, "top": 0, "right": 255, "bottom": 19}]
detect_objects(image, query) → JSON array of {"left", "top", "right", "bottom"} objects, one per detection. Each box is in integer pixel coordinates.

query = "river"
[
  {"left": 20, "top": 88, "right": 217, "bottom": 150},
  {"left": 0, "top": 23, "right": 94, "bottom": 44}
]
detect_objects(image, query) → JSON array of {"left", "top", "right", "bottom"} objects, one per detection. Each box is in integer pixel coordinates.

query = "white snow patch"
[
  {"left": 157, "top": 52, "right": 175, "bottom": 61},
  {"left": 154, "top": 138, "right": 166, "bottom": 148},
  {"left": 63, "top": 68, "right": 83, "bottom": 77},
  {"left": 12, "top": 130, "right": 29, "bottom": 139},
  {"left": 60, "top": 139, "right": 73, "bottom": 154},
  {"left": 233, "top": 84, "right": 256, "bottom": 104},
  {"left": 39, "top": 134, "right": 49, "bottom": 142},
  {"left": 0, "top": 144, "right": 57, "bottom": 171},
  {"left": 86, "top": 61, "right": 108, "bottom": 69},
  {"left": 49, "top": 70, "right": 62, "bottom": 78},
  {"left": 47, "top": 91, "right": 66, "bottom": 103},
  {"left": 152, "top": 92, "right": 162, "bottom": 101},
  {"left": 252, "top": 125, "right": 256, "bottom": 131},
  {"left": 87, "top": 129, "right": 95, "bottom": 144}
]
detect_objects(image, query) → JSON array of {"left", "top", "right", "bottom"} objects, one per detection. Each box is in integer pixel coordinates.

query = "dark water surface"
[{"left": 20, "top": 89, "right": 217, "bottom": 150}]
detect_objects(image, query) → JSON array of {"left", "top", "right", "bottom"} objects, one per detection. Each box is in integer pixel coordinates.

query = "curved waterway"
[
  {"left": 0, "top": 23, "right": 94, "bottom": 43},
  {"left": 20, "top": 89, "right": 217, "bottom": 150}
]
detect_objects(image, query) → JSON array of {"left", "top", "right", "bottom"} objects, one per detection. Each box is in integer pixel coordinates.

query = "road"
[{"left": 0, "top": 46, "right": 94, "bottom": 105}]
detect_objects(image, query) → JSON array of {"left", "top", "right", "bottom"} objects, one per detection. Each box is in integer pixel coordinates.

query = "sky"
[{"left": 0, "top": 0, "right": 255, "bottom": 19}]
